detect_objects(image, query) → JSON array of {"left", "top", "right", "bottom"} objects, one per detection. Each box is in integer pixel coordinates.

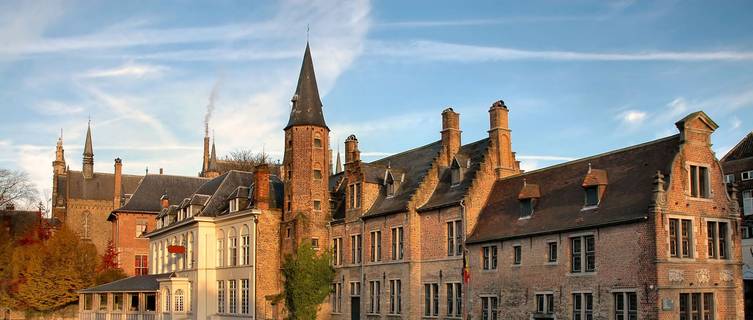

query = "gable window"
[
  {"left": 332, "top": 237, "right": 343, "bottom": 266},
  {"left": 571, "top": 235, "right": 595, "bottom": 273},
  {"left": 519, "top": 198, "right": 533, "bottom": 218},
  {"left": 679, "top": 293, "right": 713, "bottom": 320},
  {"left": 482, "top": 245, "right": 497, "bottom": 270},
  {"left": 370, "top": 230, "right": 382, "bottom": 262},
  {"left": 742, "top": 170, "right": 753, "bottom": 181},
  {"left": 447, "top": 220, "right": 463, "bottom": 256},
  {"left": 689, "top": 165, "right": 710, "bottom": 198},
  {"left": 669, "top": 218, "right": 693, "bottom": 258},
  {"left": 451, "top": 158, "right": 463, "bottom": 186},
  {"left": 724, "top": 174, "right": 735, "bottom": 184},
  {"left": 423, "top": 283, "right": 439, "bottom": 317},
  {"left": 513, "top": 245, "right": 522, "bottom": 265},
  {"left": 351, "top": 234, "right": 362, "bottom": 264},
  {"left": 547, "top": 242, "right": 558, "bottom": 263},
  {"left": 386, "top": 179, "right": 397, "bottom": 197},
  {"left": 389, "top": 279, "right": 402, "bottom": 315},
  {"left": 391, "top": 227, "right": 404, "bottom": 260},
  {"left": 572, "top": 292, "right": 593, "bottom": 320},
  {"left": 535, "top": 293, "right": 554, "bottom": 316},
  {"left": 614, "top": 292, "right": 637, "bottom": 320},
  {"left": 707, "top": 221, "right": 729, "bottom": 259},
  {"left": 481, "top": 296, "right": 498, "bottom": 320},
  {"left": 584, "top": 186, "right": 599, "bottom": 207},
  {"left": 743, "top": 190, "right": 753, "bottom": 215},
  {"left": 446, "top": 283, "right": 462, "bottom": 318},
  {"left": 349, "top": 183, "right": 362, "bottom": 209}
]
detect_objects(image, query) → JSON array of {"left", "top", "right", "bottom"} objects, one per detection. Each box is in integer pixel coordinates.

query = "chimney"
[
  {"left": 345, "top": 135, "right": 360, "bottom": 164},
  {"left": 160, "top": 192, "right": 169, "bottom": 209},
  {"left": 441, "top": 107, "right": 461, "bottom": 166},
  {"left": 202, "top": 132, "right": 210, "bottom": 175},
  {"left": 254, "top": 164, "right": 270, "bottom": 210},
  {"left": 113, "top": 158, "right": 122, "bottom": 209},
  {"left": 159, "top": 168, "right": 164, "bottom": 175},
  {"left": 488, "top": 100, "right": 518, "bottom": 179}
]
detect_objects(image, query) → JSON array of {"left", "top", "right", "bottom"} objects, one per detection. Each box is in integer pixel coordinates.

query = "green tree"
[{"left": 281, "top": 243, "right": 335, "bottom": 320}]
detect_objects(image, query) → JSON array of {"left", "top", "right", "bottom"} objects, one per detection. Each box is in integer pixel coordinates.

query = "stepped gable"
[{"left": 468, "top": 135, "right": 680, "bottom": 244}]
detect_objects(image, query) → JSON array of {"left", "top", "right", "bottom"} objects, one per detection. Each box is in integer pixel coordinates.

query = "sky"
[{"left": 1, "top": 0, "right": 753, "bottom": 208}]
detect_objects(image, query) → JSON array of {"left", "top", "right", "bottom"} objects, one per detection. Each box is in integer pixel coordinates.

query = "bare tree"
[
  {"left": 221, "top": 149, "right": 272, "bottom": 172},
  {"left": 0, "top": 168, "right": 39, "bottom": 209}
]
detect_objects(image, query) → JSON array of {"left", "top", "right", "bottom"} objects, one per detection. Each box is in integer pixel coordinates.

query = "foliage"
[
  {"left": 0, "top": 168, "right": 39, "bottom": 209},
  {"left": 281, "top": 242, "right": 335, "bottom": 320},
  {"left": 222, "top": 149, "right": 272, "bottom": 172},
  {"left": 95, "top": 240, "right": 128, "bottom": 285}
]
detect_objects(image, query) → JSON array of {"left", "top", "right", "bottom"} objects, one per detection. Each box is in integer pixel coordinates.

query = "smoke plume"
[{"left": 204, "top": 77, "right": 222, "bottom": 135}]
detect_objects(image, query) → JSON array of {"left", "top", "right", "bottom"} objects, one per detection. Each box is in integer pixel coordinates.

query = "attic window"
[
  {"left": 386, "top": 172, "right": 399, "bottom": 197},
  {"left": 451, "top": 158, "right": 463, "bottom": 187},
  {"left": 519, "top": 198, "right": 533, "bottom": 219},
  {"left": 584, "top": 186, "right": 599, "bottom": 207},
  {"left": 582, "top": 166, "right": 607, "bottom": 208},
  {"left": 229, "top": 198, "right": 239, "bottom": 213}
]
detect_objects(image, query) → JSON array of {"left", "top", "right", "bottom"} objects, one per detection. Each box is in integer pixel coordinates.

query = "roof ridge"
[
  {"left": 369, "top": 140, "right": 442, "bottom": 164},
  {"left": 502, "top": 134, "right": 680, "bottom": 179},
  {"left": 721, "top": 130, "right": 753, "bottom": 162}
]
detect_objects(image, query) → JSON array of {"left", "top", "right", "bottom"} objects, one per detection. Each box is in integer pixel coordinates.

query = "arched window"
[
  {"left": 228, "top": 228, "right": 238, "bottom": 266},
  {"left": 241, "top": 225, "right": 250, "bottom": 265},
  {"left": 174, "top": 289, "right": 184, "bottom": 312},
  {"left": 217, "top": 230, "right": 225, "bottom": 267},
  {"left": 188, "top": 232, "right": 195, "bottom": 269},
  {"left": 179, "top": 234, "right": 186, "bottom": 270},
  {"left": 172, "top": 237, "right": 178, "bottom": 271},
  {"left": 163, "top": 289, "right": 171, "bottom": 313},
  {"left": 82, "top": 211, "right": 91, "bottom": 239}
]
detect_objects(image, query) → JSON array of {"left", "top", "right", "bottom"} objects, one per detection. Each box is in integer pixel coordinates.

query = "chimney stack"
[
  {"left": 113, "top": 158, "right": 122, "bottom": 208},
  {"left": 441, "top": 107, "right": 461, "bottom": 166},
  {"left": 488, "top": 100, "right": 518, "bottom": 179},
  {"left": 160, "top": 192, "right": 169, "bottom": 209},
  {"left": 159, "top": 168, "right": 164, "bottom": 175},
  {"left": 254, "top": 164, "right": 270, "bottom": 210},
  {"left": 345, "top": 135, "right": 360, "bottom": 164}
]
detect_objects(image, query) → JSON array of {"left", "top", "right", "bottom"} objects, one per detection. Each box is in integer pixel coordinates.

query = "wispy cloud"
[
  {"left": 731, "top": 116, "right": 742, "bottom": 130},
  {"left": 618, "top": 110, "right": 648, "bottom": 125},
  {"left": 81, "top": 62, "right": 167, "bottom": 78},
  {"left": 369, "top": 40, "right": 753, "bottom": 62},
  {"left": 33, "top": 100, "right": 85, "bottom": 115}
]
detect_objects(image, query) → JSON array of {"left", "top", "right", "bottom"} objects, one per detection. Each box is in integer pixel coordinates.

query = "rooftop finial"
[
  {"left": 307, "top": 24, "right": 310, "bottom": 42},
  {"left": 587, "top": 162, "right": 592, "bottom": 173}
]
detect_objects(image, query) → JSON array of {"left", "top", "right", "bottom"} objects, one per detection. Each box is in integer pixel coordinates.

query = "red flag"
[{"left": 462, "top": 250, "right": 470, "bottom": 284}]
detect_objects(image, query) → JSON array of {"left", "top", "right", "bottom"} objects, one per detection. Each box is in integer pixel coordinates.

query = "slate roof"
[
  {"left": 65, "top": 170, "right": 142, "bottom": 201},
  {"left": 362, "top": 140, "right": 443, "bottom": 218},
  {"left": 197, "top": 171, "right": 254, "bottom": 216},
  {"left": 79, "top": 273, "right": 173, "bottom": 293},
  {"left": 418, "top": 138, "right": 491, "bottom": 211},
  {"left": 285, "top": 43, "right": 327, "bottom": 130},
  {"left": 467, "top": 135, "right": 680, "bottom": 244},
  {"left": 722, "top": 131, "right": 753, "bottom": 162},
  {"left": 329, "top": 172, "right": 346, "bottom": 221},
  {"left": 114, "top": 175, "right": 209, "bottom": 213}
]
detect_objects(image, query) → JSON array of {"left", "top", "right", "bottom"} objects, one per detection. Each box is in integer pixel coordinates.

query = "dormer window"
[
  {"left": 229, "top": 199, "right": 238, "bottom": 212},
  {"left": 582, "top": 166, "right": 607, "bottom": 209},
  {"left": 584, "top": 186, "right": 599, "bottom": 207},
  {"left": 519, "top": 198, "right": 533, "bottom": 218},
  {"left": 517, "top": 180, "right": 540, "bottom": 219},
  {"left": 385, "top": 171, "right": 399, "bottom": 197},
  {"left": 450, "top": 158, "right": 463, "bottom": 187}
]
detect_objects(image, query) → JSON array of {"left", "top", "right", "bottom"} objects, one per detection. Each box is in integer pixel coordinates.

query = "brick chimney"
[
  {"left": 345, "top": 135, "right": 360, "bottom": 164},
  {"left": 254, "top": 164, "right": 270, "bottom": 210},
  {"left": 113, "top": 158, "right": 122, "bottom": 208},
  {"left": 160, "top": 192, "right": 169, "bottom": 209},
  {"left": 488, "top": 100, "right": 518, "bottom": 179},
  {"left": 441, "top": 107, "right": 461, "bottom": 166}
]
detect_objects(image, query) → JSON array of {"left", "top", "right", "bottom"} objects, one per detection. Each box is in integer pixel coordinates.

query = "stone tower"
[
  {"left": 488, "top": 100, "right": 519, "bottom": 178},
  {"left": 83, "top": 120, "right": 94, "bottom": 179},
  {"left": 203, "top": 138, "right": 220, "bottom": 178},
  {"left": 53, "top": 130, "right": 66, "bottom": 175},
  {"left": 282, "top": 42, "right": 330, "bottom": 251}
]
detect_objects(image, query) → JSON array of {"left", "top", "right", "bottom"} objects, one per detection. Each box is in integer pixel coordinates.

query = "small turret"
[{"left": 83, "top": 120, "right": 94, "bottom": 179}]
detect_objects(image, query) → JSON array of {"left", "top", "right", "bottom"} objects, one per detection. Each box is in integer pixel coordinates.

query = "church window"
[{"left": 82, "top": 211, "right": 91, "bottom": 239}]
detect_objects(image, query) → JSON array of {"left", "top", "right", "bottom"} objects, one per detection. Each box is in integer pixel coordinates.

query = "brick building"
[{"left": 720, "top": 131, "right": 753, "bottom": 318}]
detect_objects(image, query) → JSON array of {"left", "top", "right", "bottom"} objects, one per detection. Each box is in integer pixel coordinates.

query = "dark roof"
[
  {"left": 66, "top": 170, "right": 142, "bottom": 201},
  {"left": 79, "top": 273, "right": 172, "bottom": 293},
  {"left": 114, "top": 174, "right": 209, "bottom": 213},
  {"left": 285, "top": 43, "right": 327, "bottom": 130},
  {"left": 198, "top": 170, "right": 254, "bottom": 217},
  {"left": 418, "top": 138, "right": 491, "bottom": 211},
  {"left": 329, "top": 172, "right": 346, "bottom": 221},
  {"left": 467, "top": 135, "right": 680, "bottom": 244},
  {"left": 722, "top": 131, "right": 753, "bottom": 162},
  {"left": 363, "top": 140, "right": 443, "bottom": 218}
]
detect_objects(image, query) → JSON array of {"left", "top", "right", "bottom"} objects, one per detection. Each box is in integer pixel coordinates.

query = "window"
[
  {"left": 548, "top": 242, "right": 558, "bottom": 263},
  {"left": 228, "top": 230, "right": 238, "bottom": 266},
  {"left": 350, "top": 281, "right": 361, "bottom": 296},
  {"left": 286, "top": 227, "right": 291, "bottom": 239},
  {"left": 744, "top": 190, "right": 753, "bottom": 216},
  {"left": 482, "top": 245, "right": 498, "bottom": 270},
  {"left": 446, "top": 283, "right": 462, "bottom": 318},
  {"left": 332, "top": 237, "right": 343, "bottom": 266},
  {"left": 423, "top": 283, "right": 439, "bottom": 317},
  {"left": 535, "top": 293, "right": 554, "bottom": 315},
  {"left": 113, "top": 294, "right": 124, "bottom": 311},
  {"left": 369, "top": 280, "right": 381, "bottom": 314},
  {"left": 707, "top": 221, "right": 729, "bottom": 259},
  {"left": 386, "top": 179, "right": 397, "bottom": 197},
  {"left": 391, "top": 227, "right": 404, "bottom": 260},
  {"left": 689, "top": 165, "right": 710, "bottom": 198},
  {"left": 82, "top": 211, "right": 91, "bottom": 239},
  {"left": 228, "top": 280, "right": 237, "bottom": 314},
  {"left": 481, "top": 296, "right": 498, "bottom": 320},
  {"left": 331, "top": 282, "right": 342, "bottom": 313},
  {"left": 229, "top": 199, "right": 237, "bottom": 212},
  {"left": 241, "top": 227, "right": 250, "bottom": 265},
  {"left": 83, "top": 294, "right": 93, "bottom": 311},
  {"left": 614, "top": 292, "right": 637, "bottom": 320},
  {"left": 314, "top": 137, "right": 322, "bottom": 148},
  {"left": 447, "top": 220, "right": 462, "bottom": 256},
  {"left": 164, "top": 289, "right": 171, "bottom": 313},
  {"left": 743, "top": 226, "right": 751, "bottom": 239},
  {"left": 311, "top": 238, "right": 319, "bottom": 250},
  {"left": 99, "top": 293, "right": 108, "bottom": 311},
  {"left": 174, "top": 289, "right": 184, "bottom": 312},
  {"left": 669, "top": 218, "right": 694, "bottom": 258},
  {"left": 136, "top": 224, "right": 147, "bottom": 237},
  {"left": 572, "top": 293, "right": 593, "bottom": 320},
  {"left": 144, "top": 293, "right": 156, "bottom": 312},
  {"left": 584, "top": 186, "right": 599, "bottom": 207},
  {"left": 241, "top": 279, "right": 250, "bottom": 314},
  {"left": 519, "top": 198, "right": 533, "bottom": 218},
  {"left": 513, "top": 245, "right": 521, "bottom": 265},
  {"left": 188, "top": 232, "right": 195, "bottom": 269},
  {"left": 743, "top": 170, "right": 753, "bottom": 181},
  {"left": 680, "top": 293, "right": 713, "bottom": 320},
  {"left": 349, "top": 183, "right": 362, "bottom": 209},
  {"left": 389, "top": 279, "right": 402, "bottom": 315},
  {"left": 313, "top": 169, "right": 322, "bottom": 180},
  {"left": 129, "top": 293, "right": 139, "bottom": 312},
  {"left": 351, "top": 234, "right": 362, "bottom": 264},
  {"left": 217, "top": 281, "right": 225, "bottom": 313},
  {"left": 135, "top": 255, "right": 148, "bottom": 275},
  {"left": 451, "top": 159, "right": 463, "bottom": 186},
  {"left": 313, "top": 200, "right": 321, "bottom": 211},
  {"left": 216, "top": 232, "right": 225, "bottom": 267},
  {"left": 370, "top": 230, "right": 382, "bottom": 262},
  {"left": 571, "top": 235, "right": 595, "bottom": 272},
  {"left": 724, "top": 174, "right": 735, "bottom": 184}
]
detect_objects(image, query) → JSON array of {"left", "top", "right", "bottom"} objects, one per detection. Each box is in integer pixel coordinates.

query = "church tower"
[
  {"left": 83, "top": 121, "right": 94, "bottom": 179},
  {"left": 282, "top": 42, "right": 330, "bottom": 251},
  {"left": 203, "top": 138, "right": 221, "bottom": 178},
  {"left": 53, "top": 130, "right": 66, "bottom": 175}
]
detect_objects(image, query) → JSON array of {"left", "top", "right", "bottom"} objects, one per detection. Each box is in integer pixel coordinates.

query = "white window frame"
[
  {"left": 369, "top": 280, "right": 381, "bottom": 314},
  {"left": 724, "top": 174, "right": 735, "bottom": 184},
  {"left": 742, "top": 170, "right": 753, "bottom": 181},
  {"left": 351, "top": 234, "right": 362, "bottom": 264},
  {"left": 391, "top": 226, "right": 404, "bottom": 260},
  {"left": 612, "top": 290, "right": 638, "bottom": 320},
  {"left": 423, "top": 282, "right": 439, "bottom": 317},
  {"left": 535, "top": 292, "right": 555, "bottom": 315},
  {"left": 706, "top": 218, "right": 731, "bottom": 260},
  {"left": 482, "top": 245, "right": 498, "bottom": 270},
  {"left": 217, "top": 281, "right": 225, "bottom": 314},
  {"left": 228, "top": 280, "right": 237, "bottom": 314},
  {"left": 743, "top": 190, "right": 753, "bottom": 216},
  {"left": 332, "top": 237, "right": 343, "bottom": 266},
  {"left": 241, "top": 279, "right": 250, "bottom": 314},
  {"left": 370, "top": 230, "right": 382, "bottom": 262},
  {"left": 447, "top": 220, "right": 463, "bottom": 256},
  {"left": 480, "top": 295, "right": 498, "bottom": 320},
  {"left": 389, "top": 279, "right": 402, "bottom": 315}
]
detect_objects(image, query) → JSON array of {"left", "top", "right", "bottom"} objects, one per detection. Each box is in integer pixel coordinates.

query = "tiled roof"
[
  {"left": 722, "top": 131, "right": 753, "bottom": 162},
  {"left": 467, "top": 135, "right": 680, "bottom": 244},
  {"left": 115, "top": 175, "right": 209, "bottom": 213},
  {"left": 66, "top": 170, "right": 142, "bottom": 201}
]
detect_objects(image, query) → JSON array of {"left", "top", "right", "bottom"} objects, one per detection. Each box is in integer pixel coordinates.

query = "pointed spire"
[
  {"left": 208, "top": 138, "right": 218, "bottom": 171},
  {"left": 82, "top": 120, "right": 94, "bottom": 179},
  {"left": 335, "top": 148, "right": 342, "bottom": 174},
  {"left": 285, "top": 42, "right": 327, "bottom": 130}
]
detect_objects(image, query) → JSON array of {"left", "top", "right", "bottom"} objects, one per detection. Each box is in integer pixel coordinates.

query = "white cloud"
[
  {"left": 619, "top": 110, "right": 648, "bottom": 124},
  {"left": 731, "top": 116, "right": 742, "bottom": 130},
  {"left": 34, "top": 100, "right": 85, "bottom": 115},
  {"left": 82, "top": 62, "right": 167, "bottom": 78}
]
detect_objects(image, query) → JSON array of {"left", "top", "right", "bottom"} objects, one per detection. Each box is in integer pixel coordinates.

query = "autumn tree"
[
  {"left": 281, "top": 243, "right": 335, "bottom": 320},
  {"left": 0, "top": 169, "right": 39, "bottom": 209},
  {"left": 96, "top": 240, "right": 127, "bottom": 285}
]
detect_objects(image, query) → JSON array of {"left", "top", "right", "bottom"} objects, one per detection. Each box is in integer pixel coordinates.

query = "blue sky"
[{"left": 1, "top": 0, "right": 752, "bottom": 205}]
